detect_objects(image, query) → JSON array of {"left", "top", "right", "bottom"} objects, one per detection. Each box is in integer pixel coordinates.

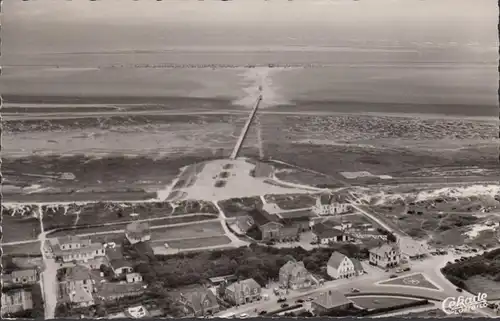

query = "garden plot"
[
  {"left": 264, "top": 193, "right": 317, "bottom": 210},
  {"left": 150, "top": 221, "right": 225, "bottom": 241},
  {"left": 349, "top": 296, "right": 420, "bottom": 310}
]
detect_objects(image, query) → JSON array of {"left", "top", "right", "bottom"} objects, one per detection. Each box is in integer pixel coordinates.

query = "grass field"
[
  {"left": 349, "top": 296, "right": 420, "bottom": 310},
  {"left": 149, "top": 221, "right": 225, "bottom": 241},
  {"left": 2, "top": 215, "right": 41, "bottom": 243},
  {"left": 163, "top": 236, "right": 232, "bottom": 249},
  {"left": 2, "top": 242, "right": 42, "bottom": 256},
  {"left": 264, "top": 193, "right": 317, "bottom": 210},
  {"left": 379, "top": 273, "right": 440, "bottom": 290},
  {"left": 466, "top": 276, "right": 500, "bottom": 299},
  {"left": 47, "top": 214, "right": 218, "bottom": 238}
]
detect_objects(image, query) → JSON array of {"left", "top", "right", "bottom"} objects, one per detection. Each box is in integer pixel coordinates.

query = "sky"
[{"left": 2, "top": 0, "right": 497, "bottom": 55}]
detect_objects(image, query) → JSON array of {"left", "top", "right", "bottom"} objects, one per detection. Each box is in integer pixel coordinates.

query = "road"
[
  {"left": 217, "top": 251, "right": 498, "bottom": 318},
  {"left": 37, "top": 208, "right": 58, "bottom": 319}
]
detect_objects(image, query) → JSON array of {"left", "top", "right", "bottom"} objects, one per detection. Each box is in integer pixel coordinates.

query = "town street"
[{"left": 216, "top": 250, "right": 498, "bottom": 318}]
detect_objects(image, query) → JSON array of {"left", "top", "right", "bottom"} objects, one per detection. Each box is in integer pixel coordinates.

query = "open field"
[
  {"left": 1, "top": 242, "right": 42, "bottom": 256},
  {"left": 162, "top": 235, "right": 232, "bottom": 249},
  {"left": 1, "top": 214, "right": 41, "bottom": 243},
  {"left": 149, "top": 221, "right": 225, "bottom": 241},
  {"left": 466, "top": 276, "right": 500, "bottom": 300},
  {"left": 47, "top": 214, "right": 218, "bottom": 238},
  {"left": 442, "top": 248, "right": 500, "bottom": 299},
  {"left": 349, "top": 296, "right": 420, "bottom": 310},
  {"left": 264, "top": 193, "right": 317, "bottom": 210},
  {"left": 4, "top": 190, "right": 157, "bottom": 203},
  {"left": 41, "top": 201, "right": 173, "bottom": 230}
]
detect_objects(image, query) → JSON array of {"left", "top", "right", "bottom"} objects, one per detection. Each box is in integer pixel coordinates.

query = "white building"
[
  {"left": 126, "top": 273, "right": 143, "bottom": 284},
  {"left": 54, "top": 236, "right": 106, "bottom": 263},
  {"left": 369, "top": 243, "right": 401, "bottom": 268},
  {"left": 327, "top": 251, "right": 364, "bottom": 279},
  {"left": 312, "top": 193, "right": 351, "bottom": 216}
]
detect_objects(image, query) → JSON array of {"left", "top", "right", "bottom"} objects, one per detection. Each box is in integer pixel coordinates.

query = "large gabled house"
[
  {"left": 312, "top": 193, "right": 351, "bottom": 216},
  {"left": 177, "top": 290, "right": 220, "bottom": 317},
  {"left": 326, "top": 251, "right": 364, "bottom": 279},
  {"left": 279, "top": 260, "right": 313, "bottom": 290},
  {"left": 106, "top": 248, "right": 134, "bottom": 276},
  {"left": 369, "top": 243, "right": 401, "bottom": 268},
  {"left": 225, "top": 278, "right": 262, "bottom": 305}
]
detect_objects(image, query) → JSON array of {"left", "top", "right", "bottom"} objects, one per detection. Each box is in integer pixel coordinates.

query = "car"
[
  {"left": 351, "top": 288, "right": 360, "bottom": 293},
  {"left": 306, "top": 297, "right": 314, "bottom": 301},
  {"left": 396, "top": 268, "right": 403, "bottom": 273},
  {"left": 259, "top": 311, "right": 267, "bottom": 315},
  {"left": 281, "top": 303, "right": 289, "bottom": 308},
  {"left": 454, "top": 259, "right": 460, "bottom": 262},
  {"left": 389, "top": 274, "right": 397, "bottom": 278},
  {"left": 456, "top": 288, "right": 463, "bottom": 292},
  {"left": 403, "top": 267, "right": 411, "bottom": 272},
  {"left": 446, "top": 261, "right": 452, "bottom": 265},
  {"left": 239, "top": 313, "right": 249, "bottom": 318},
  {"left": 295, "top": 299, "right": 304, "bottom": 304},
  {"left": 277, "top": 298, "right": 287, "bottom": 303},
  {"left": 471, "top": 249, "right": 478, "bottom": 253}
]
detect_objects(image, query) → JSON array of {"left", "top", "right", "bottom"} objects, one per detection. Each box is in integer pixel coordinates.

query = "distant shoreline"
[{"left": 2, "top": 94, "right": 498, "bottom": 119}]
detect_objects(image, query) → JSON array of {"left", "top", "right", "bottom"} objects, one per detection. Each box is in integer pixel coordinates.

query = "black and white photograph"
[{"left": 1, "top": 0, "right": 499, "bottom": 319}]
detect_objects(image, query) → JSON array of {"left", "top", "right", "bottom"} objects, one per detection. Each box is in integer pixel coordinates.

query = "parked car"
[
  {"left": 306, "top": 297, "right": 314, "bottom": 301},
  {"left": 389, "top": 274, "right": 397, "bottom": 278},
  {"left": 281, "top": 303, "right": 289, "bottom": 309},
  {"left": 351, "top": 288, "right": 360, "bottom": 293},
  {"left": 239, "top": 313, "right": 249, "bottom": 318},
  {"left": 259, "top": 311, "right": 267, "bottom": 315},
  {"left": 456, "top": 288, "right": 463, "bottom": 292},
  {"left": 454, "top": 259, "right": 460, "bottom": 262},
  {"left": 403, "top": 267, "right": 411, "bottom": 272},
  {"left": 295, "top": 299, "right": 304, "bottom": 304},
  {"left": 277, "top": 297, "right": 287, "bottom": 303},
  {"left": 395, "top": 268, "right": 403, "bottom": 273}
]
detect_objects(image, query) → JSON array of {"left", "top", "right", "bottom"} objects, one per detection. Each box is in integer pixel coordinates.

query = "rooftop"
[
  {"left": 179, "top": 289, "right": 218, "bottom": 313},
  {"left": 247, "top": 208, "right": 282, "bottom": 227},
  {"left": 370, "top": 243, "right": 400, "bottom": 257},
  {"left": 11, "top": 269, "right": 37, "bottom": 279},
  {"left": 226, "top": 278, "right": 261, "bottom": 293},
  {"left": 280, "top": 260, "right": 307, "bottom": 277},
  {"left": 327, "top": 251, "right": 347, "bottom": 269},
  {"left": 313, "top": 290, "right": 351, "bottom": 309},
  {"left": 97, "top": 282, "right": 145, "bottom": 299},
  {"left": 313, "top": 223, "right": 344, "bottom": 238},
  {"left": 318, "top": 193, "right": 350, "bottom": 205}
]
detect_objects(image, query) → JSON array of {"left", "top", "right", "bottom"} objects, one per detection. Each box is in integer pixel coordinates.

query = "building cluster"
[
  {"left": 1, "top": 268, "right": 39, "bottom": 317},
  {"left": 44, "top": 223, "right": 152, "bottom": 311}
]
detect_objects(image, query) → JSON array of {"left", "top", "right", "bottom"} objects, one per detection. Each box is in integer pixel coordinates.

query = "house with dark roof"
[
  {"left": 177, "top": 289, "right": 219, "bottom": 317},
  {"left": 125, "top": 222, "right": 151, "bottom": 245},
  {"left": 369, "top": 243, "right": 401, "bottom": 268},
  {"left": 326, "top": 251, "right": 364, "bottom": 279},
  {"left": 96, "top": 282, "right": 145, "bottom": 301},
  {"left": 279, "top": 260, "right": 313, "bottom": 290},
  {"left": 311, "top": 290, "right": 353, "bottom": 315},
  {"left": 106, "top": 248, "right": 134, "bottom": 276},
  {"left": 312, "top": 222, "right": 352, "bottom": 244},
  {"left": 246, "top": 209, "right": 284, "bottom": 241},
  {"left": 312, "top": 193, "right": 351, "bottom": 216},
  {"left": 225, "top": 278, "right": 262, "bottom": 305}
]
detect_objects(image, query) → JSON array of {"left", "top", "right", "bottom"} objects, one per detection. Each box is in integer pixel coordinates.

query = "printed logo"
[{"left": 441, "top": 292, "right": 488, "bottom": 315}]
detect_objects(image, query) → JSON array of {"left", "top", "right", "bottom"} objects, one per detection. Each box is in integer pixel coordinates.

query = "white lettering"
[{"left": 441, "top": 293, "right": 489, "bottom": 315}]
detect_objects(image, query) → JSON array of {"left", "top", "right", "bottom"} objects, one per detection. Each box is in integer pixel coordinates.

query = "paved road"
[{"left": 217, "top": 251, "right": 498, "bottom": 318}]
